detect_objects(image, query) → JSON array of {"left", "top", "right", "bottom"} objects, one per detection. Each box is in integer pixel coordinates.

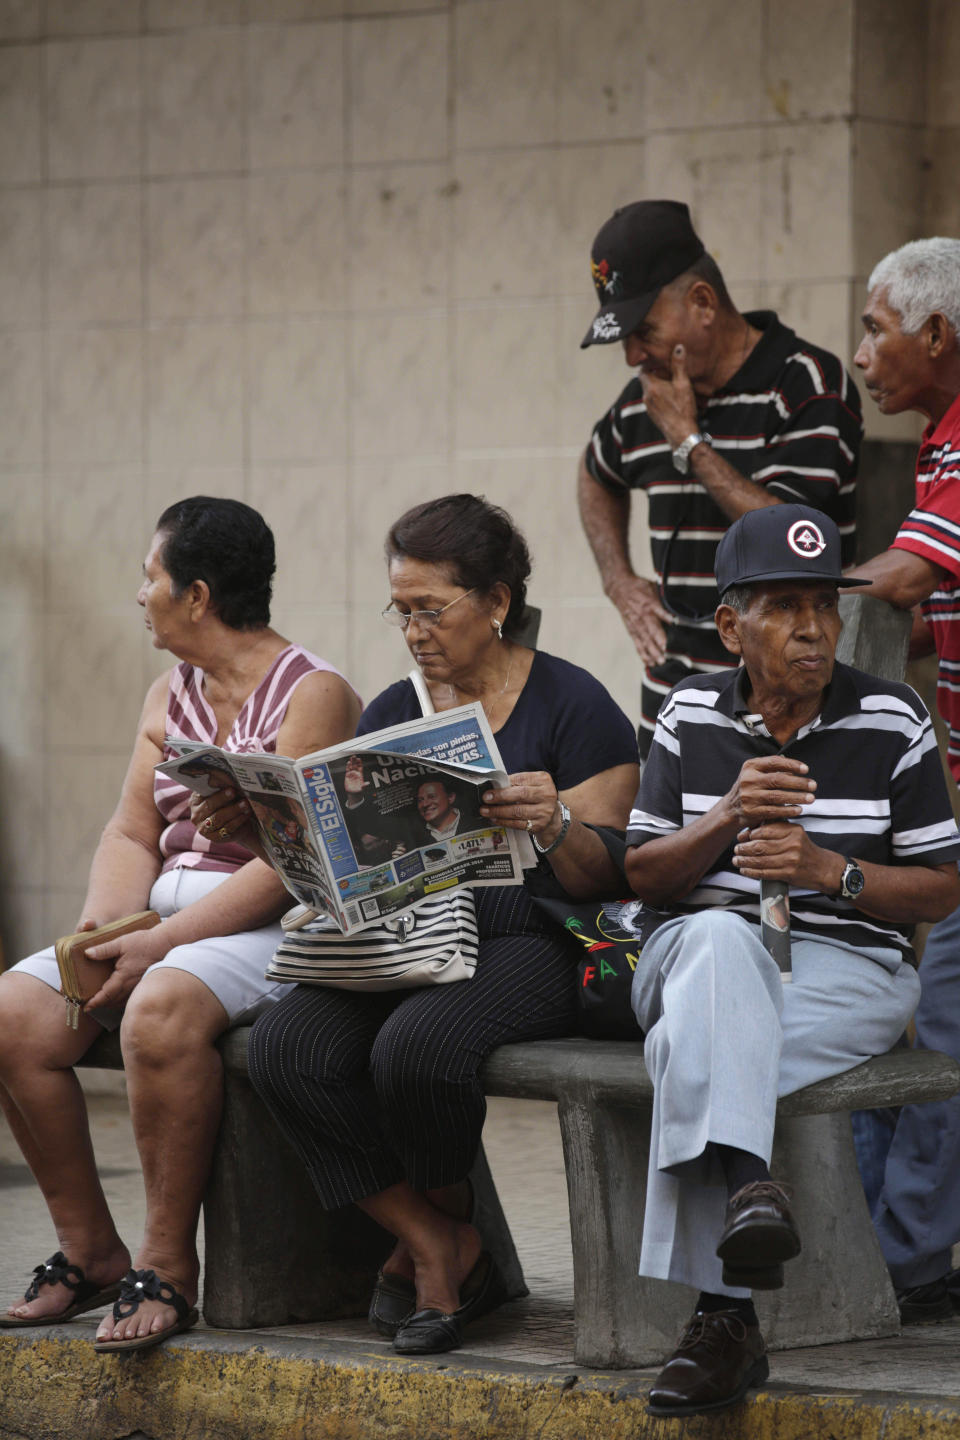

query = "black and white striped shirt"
[
  {"left": 627, "top": 664, "right": 960, "bottom": 961},
  {"left": 585, "top": 311, "right": 863, "bottom": 754}
]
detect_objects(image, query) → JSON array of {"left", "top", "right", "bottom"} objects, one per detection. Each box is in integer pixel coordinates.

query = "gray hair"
[
  {"left": 868, "top": 238, "right": 960, "bottom": 335},
  {"left": 720, "top": 584, "right": 755, "bottom": 615}
]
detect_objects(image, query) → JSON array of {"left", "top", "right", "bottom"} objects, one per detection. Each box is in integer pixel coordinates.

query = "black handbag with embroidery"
[{"left": 528, "top": 825, "right": 673, "bottom": 1040}]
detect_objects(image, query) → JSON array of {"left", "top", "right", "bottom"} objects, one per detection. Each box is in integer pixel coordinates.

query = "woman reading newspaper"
[
  {"left": 0, "top": 497, "right": 360, "bottom": 1351},
  {"left": 194, "top": 494, "right": 639, "bottom": 1354}
]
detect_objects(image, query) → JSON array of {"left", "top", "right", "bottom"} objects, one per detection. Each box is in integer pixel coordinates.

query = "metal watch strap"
[
  {"left": 671, "top": 431, "right": 707, "bottom": 475},
  {"left": 532, "top": 801, "right": 571, "bottom": 857}
]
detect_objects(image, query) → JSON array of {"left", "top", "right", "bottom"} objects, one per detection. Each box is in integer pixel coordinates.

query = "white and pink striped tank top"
[{"left": 154, "top": 644, "right": 350, "bottom": 875}]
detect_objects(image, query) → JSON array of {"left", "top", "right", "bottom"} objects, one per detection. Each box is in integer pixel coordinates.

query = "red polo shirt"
[{"left": 891, "top": 390, "right": 960, "bottom": 782}]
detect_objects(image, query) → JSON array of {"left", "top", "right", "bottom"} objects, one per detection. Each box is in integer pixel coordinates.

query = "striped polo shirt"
[
  {"left": 585, "top": 311, "right": 863, "bottom": 754},
  {"left": 626, "top": 663, "right": 960, "bottom": 961},
  {"left": 890, "top": 390, "right": 960, "bottom": 783}
]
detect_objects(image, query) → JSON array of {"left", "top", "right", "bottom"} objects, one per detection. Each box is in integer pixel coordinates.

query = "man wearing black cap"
[
  {"left": 624, "top": 503, "right": 959, "bottom": 1417},
  {"left": 579, "top": 199, "right": 863, "bottom": 759}
]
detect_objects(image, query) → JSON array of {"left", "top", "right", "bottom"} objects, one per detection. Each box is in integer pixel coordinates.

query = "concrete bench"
[
  {"left": 80, "top": 1029, "right": 960, "bottom": 1367},
  {"left": 74, "top": 593, "right": 958, "bottom": 1367}
]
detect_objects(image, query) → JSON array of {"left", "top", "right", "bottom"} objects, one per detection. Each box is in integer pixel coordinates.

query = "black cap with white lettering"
[
  {"left": 581, "top": 199, "right": 706, "bottom": 349},
  {"left": 714, "top": 504, "right": 867, "bottom": 594}
]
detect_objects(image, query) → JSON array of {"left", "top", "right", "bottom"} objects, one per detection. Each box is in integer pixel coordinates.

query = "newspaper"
[{"left": 156, "top": 702, "right": 535, "bottom": 935}]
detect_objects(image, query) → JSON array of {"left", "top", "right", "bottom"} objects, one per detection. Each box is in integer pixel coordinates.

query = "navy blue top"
[{"left": 356, "top": 650, "right": 639, "bottom": 784}]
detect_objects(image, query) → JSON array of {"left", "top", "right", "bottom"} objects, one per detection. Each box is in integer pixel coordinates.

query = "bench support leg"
[{"left": 203, "top": 1058, "right": 527, "bottom": 1328}]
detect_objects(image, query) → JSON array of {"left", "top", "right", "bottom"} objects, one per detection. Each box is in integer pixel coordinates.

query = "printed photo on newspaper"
[{"left": 155, "top": 702, "right": 535, "bottom": 935}]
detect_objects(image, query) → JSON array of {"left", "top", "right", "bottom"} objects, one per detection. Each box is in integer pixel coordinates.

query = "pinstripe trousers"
[{"left": 247, "top": 885, "right": 578, "bottom": 1208}]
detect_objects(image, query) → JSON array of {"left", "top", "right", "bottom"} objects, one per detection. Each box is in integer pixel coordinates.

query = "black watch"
[{"left": 839, "top": 859, "right": 865, "bottom": 900}]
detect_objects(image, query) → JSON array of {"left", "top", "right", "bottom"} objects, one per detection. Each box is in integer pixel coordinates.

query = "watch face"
[{"left": 843, "top": 863, "right": 865, "bottom": 897}]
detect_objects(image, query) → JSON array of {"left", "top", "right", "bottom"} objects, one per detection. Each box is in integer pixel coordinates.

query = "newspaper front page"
[{"left": 157, "top": 703, "right": 533, "bottom": 934}]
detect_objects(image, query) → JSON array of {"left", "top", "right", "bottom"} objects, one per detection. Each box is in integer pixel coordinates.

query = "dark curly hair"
[
  {"left": 155, "top": 496, "right": 275, "bottom": 631},
  {"left": 385, "top": 494, "right": 531, "bottom": 638}
]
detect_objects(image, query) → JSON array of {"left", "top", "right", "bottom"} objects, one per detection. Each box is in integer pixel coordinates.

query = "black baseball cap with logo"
[
  {"left": 714, "top": 504, "right": 868, "bottom": 595},
  {"left": 581, "top": 199, "right": 706, "bottom": 349}
]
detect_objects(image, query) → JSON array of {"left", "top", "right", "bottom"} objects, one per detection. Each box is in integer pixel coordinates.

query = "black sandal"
[
  {"left": 93, "top": 1268, "right": 198, "bottom": 1353},
  {"left": 0, "top": 1251, "right": 123, "bottom": 1328}
]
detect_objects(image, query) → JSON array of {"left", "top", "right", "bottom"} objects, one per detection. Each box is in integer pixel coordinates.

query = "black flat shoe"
[
  {"left": 0, "top": 1252, "right": 123, "bottom": 1328},
  {"left": 392, "top": 1251, "right": 509, "bottom": 1355},
  {"left": 368, "top": 1269, "right": 416, "bottom": 1337}
]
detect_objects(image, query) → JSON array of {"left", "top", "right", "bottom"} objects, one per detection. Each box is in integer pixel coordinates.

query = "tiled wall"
[{"left": 0, "top": 0, "right": 943, "bottom": 960}]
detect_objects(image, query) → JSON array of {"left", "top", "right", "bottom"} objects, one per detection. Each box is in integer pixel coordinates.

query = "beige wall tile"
[
  {"left": 644, "top": 0, "right": 763, "bottom": 131},
  {"left": 556, "top": 297, "right": 629, "bottom": 451},
  {"left": 247, "top": 20, "right": 345, "bottom": 170},
  {"left": 247, "top": 317, "right": 349, "bottom": 463},
  {"left": 765, "top": 0, "right": 853, "bottom": 121},
  {"left": 452, "top": 150, "right": 559, "bottom": 301},
  {"left": 0, "top": 188, "right": 42, "bottom": 326},
  {"left": 147, "top": 323, "right": 243, "bottom": 466},
  {"left": 146, "top": 28, "right": 244, "bottom": 175},
  {"left": 349, "top": 309, "right": 449, "bottom": 459},
  {"left": 538, "top": 599, "right": 640, "bottom": 724},
  {"left": 46, "top": 37, "right": 141, "bottom": 181},
  {"left": 346, "top": 457, "right": 452, "bottom": 608},
  {"left": 344, "top": 599, "right": 410, "bottom": 709},
  {"left": 46, "top": 0, "right": 144, "bottom": 33},
  {"left": 927, "top": 0, "right": 960, "bottom": 127},
  {"left": 453, "top": 302, "right": 559, "bottom": 451},
  {"left": 44, "top": 750, "right": 131, "bottom": 888},
  {"left": 2, "top": 882, "right": 52, "bottom": 967},
  {"left": 270, "top": 602, "right": 353, "bottom": 682},
  {"left": 47, "top": 328, "right": 142, "bottom": 465},
  {"left": 347, "top": 163, "right": 452, "bottom": 311},
  {"left": 0, "top": 45, "right": 41, "bottom": 183},
  {"left": 45, "top": 613, "right": 145, "bottom": 749},
  {"left": 249, "top": 464, "right": 348, "bottom": 607},
  {"left": 855, "top": 0, "right": 926, "bottom": 125},
  {"left": 146, "top": 177, "right": 244, "bottom": 320},
  {"left": 146, "top": 0, "right": 244, "bottom": 25},
  {"left": 454, "top": 0, "right": 557, "bottom": 150},
  {"left": 349, "top": 12, "right": 449, "bottom": 165},
  {"left": 350, "top": 0, "right": 446, "bottom": 11},
  {"left": 0, "top": 610, "right": 45, "bottom": 755},
  {"left": 923, "top": 125, "right": 960, "bottom": 234},
  {"left": 0, "top": 470, "right": 43, "bottom": 611},
  {"left": 145, "top": 466, "right": 247, "bottom": 528},
  {"left": 760, "top": 280, "right": 854, "bottom": 377},
  {"left": 0, "top": 331, "right": 42, "bottom": 465},
  {"left": 645, "top": 127, "right": 766, "bottom": 284},
  {"left": 555, "top": 142, "right": 646, "bottom": 298},
  {"left": 47, "top": 183, "right": 142, "bottom": 326},
  {"left": 247, "top": 170, "right": 346, "bottom": 315},
  {"left": 852, "top": 120, "right": 925, "bottom": 279},
  {"left": 249, "top": 0, "right": 345, "bottom": 17},
  {"left": 762, "top": 120, "right": 853, "bottom": 281},
  {"left": 0, "top": 1, "right": 39, "bottom": 40},
  {"left": 557, "top": 0, "right": 645, "bottom": 143},
  {"left": 45, "top": 470, "right": 143, "bottom": 612}
]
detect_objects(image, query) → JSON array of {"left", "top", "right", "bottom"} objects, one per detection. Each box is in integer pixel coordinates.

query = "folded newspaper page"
[{"left": 156, "top": 702, "right": 535, "bottom": 935}]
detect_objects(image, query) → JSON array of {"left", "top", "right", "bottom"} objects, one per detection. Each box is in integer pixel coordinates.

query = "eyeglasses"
[{"left": 381, "top": 588, "right": 477, "bottom": 630}]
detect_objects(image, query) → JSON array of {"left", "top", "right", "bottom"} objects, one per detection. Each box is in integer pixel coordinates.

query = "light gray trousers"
[{"left": 630, "top": 910, "right": 920, "bottom": 1295}]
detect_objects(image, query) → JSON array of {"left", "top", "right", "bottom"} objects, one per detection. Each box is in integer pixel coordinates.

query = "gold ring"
[
  {"left": 525, "top": 818, "right": 534, "bottom": 831},
  {"left": 219, "top": 826, "right": 230, "bottom": 841}
]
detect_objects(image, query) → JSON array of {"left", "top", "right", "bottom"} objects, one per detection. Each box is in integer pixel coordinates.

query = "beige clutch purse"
[{"left": 55, "top": 911, "right": 161, "bottom": 1028}]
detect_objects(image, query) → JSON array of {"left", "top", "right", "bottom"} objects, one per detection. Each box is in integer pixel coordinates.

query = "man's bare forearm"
[
  {"left": 688, "top": 442, "right": 781, "bottom": 520},
  {"left": 844, "top": 546, "right": 947, "bottom": 609},
  {"left": 577, "top": 451, "right": 636, "bottom": 592}
]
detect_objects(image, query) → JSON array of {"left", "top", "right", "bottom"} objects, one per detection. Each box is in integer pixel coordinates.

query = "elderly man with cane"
[{"left": 622, "top": 503, "right": 960, "bottom": 1417}]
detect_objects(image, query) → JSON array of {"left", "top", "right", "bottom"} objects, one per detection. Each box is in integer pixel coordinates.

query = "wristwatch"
[
  {"left": 671, "top": 431, "right": 708, "bottom": 475},
  {"left": 839, "top": 859, "right": 865, "bottom": 900},
  {"left": 532, "top": 801, "right": 572, "bottom": 857}
]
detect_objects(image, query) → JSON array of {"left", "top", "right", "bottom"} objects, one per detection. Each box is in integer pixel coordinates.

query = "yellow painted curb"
[{"left": 1, "top": 1328, "right": 958, "bottom": 1440}]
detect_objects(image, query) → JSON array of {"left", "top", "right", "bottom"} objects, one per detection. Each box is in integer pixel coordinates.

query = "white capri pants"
[{"left": 13, "top": 868, "right": 287, "bottom": 1030}]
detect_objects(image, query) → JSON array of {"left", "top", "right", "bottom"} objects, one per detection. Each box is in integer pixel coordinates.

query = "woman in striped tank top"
[{"left": 0, "top": 497, "right": 360, "bottom": 1352}]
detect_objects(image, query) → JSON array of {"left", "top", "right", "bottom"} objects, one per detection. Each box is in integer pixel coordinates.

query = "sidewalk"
[{"left": 1, "top": 1080, "right": 958, "bottom": 1440}]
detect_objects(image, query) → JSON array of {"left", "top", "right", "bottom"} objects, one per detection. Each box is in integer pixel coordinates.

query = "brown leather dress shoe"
[
  {"left": 647, "top": 1310, "right": 769, "bottom": 1416},
  {"left": 716, "top": 1179, "right": 801, "bottom": 1288}
]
